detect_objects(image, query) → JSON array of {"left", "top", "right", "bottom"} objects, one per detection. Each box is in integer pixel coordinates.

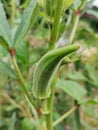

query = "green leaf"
[
  {"left": 13, "top": 0, "right": 38, "bottom": 48},
  {"left": 21, "top": 118, "right": 35, "bottom": 130},
  {"left": 0, "top": 36, "right": 10, "bottom": 51},
  {"left": 56, "top": 79, "right": 87, "bottom": 103},
  {"left": 16, "top": 41, "right": 29, "bottom": 73},
  {"left": 0, "top": 60, "right": 17, "bottom": 79},
  {"left": 68, "top": 71, "right": 87, "bottom": 81},
  {"left": 33, "top": 45, "right": 79, "bottom": 99},
  {"left": 86, "top": 99, "right": 98, "bottom": 105},
  {"left": 87, "top": 9, "right": 98, "bottom": 19},
  {"left": 0, "top": 2, "right": 12, "bottom": 46},
  {"left": 86, "top": 64, "right": 98, "bottom": 86},
  {"left": 81, "top": 103, "right": 94, "bottom": 117}
]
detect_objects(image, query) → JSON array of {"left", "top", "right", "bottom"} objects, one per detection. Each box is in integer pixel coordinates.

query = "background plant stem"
[
  {"left": 74, "top": 61, "right": 81, "bottom": 130},
  {"left": 74, "top": 100, "right": 81, "bottom": 130},
  {"left": 11, "top": 55, "right": 36, "bottom": 109},
  {"left": 11, "top": 0, "right": 16, "bottom": 25},
  {"left": 68, "top": 8, "right": 81, "bottom": 129},
  {"left": 68, "top": 14, "right": 80, "bottom": 44},
  {"left": 53, "top": 106, "right": 77, "bottom": 127},
  {"left": 11, "top": 55, "right": 40, "bottom": 130}
]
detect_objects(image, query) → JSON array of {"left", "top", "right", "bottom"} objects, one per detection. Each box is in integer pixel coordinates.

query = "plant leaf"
[
  {"left": 81, "top": 103, "right": 94, "bottom": 117},
  {"left": 13, "top": 0, "right": 38, "bottom": 48},
  {"left": 86, "top": 64, "right": 98, "bottom": 86},
  {"left": 64, "top": 0, "right": 74, "bottom": 10},
  {"left": 33, "top": 45, "right": 79, "bottom": 99},
  {"left": 87, "top": 9, "right": 98, "bottom": 19},
  {"left": 68, "top": 71, "right": 88, "bottom": 81},
  {"left": 56, "top": 79, "right": 87, "bottom": 103},
  {"left": 0, "top": 2, "right": 12, "bottom": 46},
  {"left": 0, "top": 36, "right": 10, "bottom": 51},
  {"left": 0, "top": 60, "right": 17, "bottom": 79},
  {"left": 86, "top": 99, "right": 98, "bottom": 105}
]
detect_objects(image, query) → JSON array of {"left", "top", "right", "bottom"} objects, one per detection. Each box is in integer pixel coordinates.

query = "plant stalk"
[
  {"left": 44, "top": 0, "right": 64, "bottom": 130},
  {"left": 74, "top": 100, "right": 81, "bottom": 130},
  {"left": 49, "top": 0, "right": 64, "bottom": 49},
  {"left": 68, "top": 14, "right": 80, "bottom": 44},
  {"left": 11, "top": 55, "right": 36, "bottom": 109},
  {"left": 53, "top": 106, "right": 77, "bottom": 127},
  {"left": 11, "top": 55, "right": 41, "bottom": 130},
  {"left": 11, "top": 0, "right": 16, "bottom": 25},
  {"left": 44, "top": 75, "right": 57, "bottom": 130}
]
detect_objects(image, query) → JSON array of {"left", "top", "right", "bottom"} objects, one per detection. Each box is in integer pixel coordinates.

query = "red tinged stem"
[
  {"left": 37, "top": 108, "right": 42, "bottom": 114},
  {"left": 75, "top": 10, "right": 81, "bottom": 15},
  {"left": 9, "top": 48, "right": 16, "bottom": 57}
]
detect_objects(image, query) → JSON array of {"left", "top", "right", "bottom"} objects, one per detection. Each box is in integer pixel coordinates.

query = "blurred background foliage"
[{"left": 0, "top": 0, "right": 98, "bottom": 130}]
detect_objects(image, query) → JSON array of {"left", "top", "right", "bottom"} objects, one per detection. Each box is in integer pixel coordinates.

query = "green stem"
[
  {"left": 44, "top": 0, "right": 64, "bottom": 129},
  {"left": 11, "top": 0, "right": 16, "bottom": 25},
  {"left": 74, "top": 62, "right": 81, "bottom": 130},
  {"left": 53, "top": 106, "right": 77, "bottom": 127},
  {"left": 68, "top": 14, "right": 80, "bottom": 44},
  {"left": 49, "top": 0, "right": 64, "bottom": 49},
  {"left": 78, "top": 0, "right": 86, "bottom": 10},
  {"left": 74, "top": 100, "right": 81, "bottom": 130},
  {"left": 68, "top": 0, "right": 86, "bottom": 44},
  {"left": 11, "top": 55, "right": 36, "bottom": 109},
  {"left": 45, "top": 76, "right": 57, "bottom": 130},
  {"left": 30, "top": 102, "right": 40, "bottom": 130}
]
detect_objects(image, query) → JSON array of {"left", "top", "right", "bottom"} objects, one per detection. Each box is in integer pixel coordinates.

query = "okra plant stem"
[
  {"left": 49, "top": 0, "right": 64, "bottom": 49},
  {"left": 45, "top": 76, "right": 57, "bottom": 130},
  {"left": 44, "top": 0, "right": 64, "bottom": 130}
]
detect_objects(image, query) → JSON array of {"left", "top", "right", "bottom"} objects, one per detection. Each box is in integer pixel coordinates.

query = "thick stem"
[
  {"left": 45, "top": 77, "right": 57, "bottom": 130},
  {"left": 11, "top": 55, "right": 36, "bottom": 109},
  {"left": 49, "top": 0, "right": 64, "bottom": 49},
  {"left": 44, "top": 0, "right": 64, "bottom": 129},
  {"left": 53, "top": 106, "right": 77, "bottom": 127}
]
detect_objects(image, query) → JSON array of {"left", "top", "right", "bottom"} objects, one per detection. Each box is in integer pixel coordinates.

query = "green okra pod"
[{"left": 33, "top": 45, "right": 79, "bottom": 99}]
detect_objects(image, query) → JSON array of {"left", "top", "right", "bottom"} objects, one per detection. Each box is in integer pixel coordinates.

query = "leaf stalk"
[{"left": 11, "top": 54, "right": 36, "bottom": 109}]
